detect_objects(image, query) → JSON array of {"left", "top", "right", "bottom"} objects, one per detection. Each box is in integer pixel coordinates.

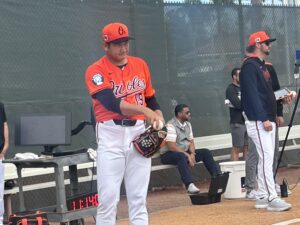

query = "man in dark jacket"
[
  {"left": 225, "top": 68, "right": 248, "bottom": 161},
  {"left": 240, "top": 31, "right": 291, "bottom": 212},
  {"left": 244, "top": 60, "right": 292, "bottom": 199}
]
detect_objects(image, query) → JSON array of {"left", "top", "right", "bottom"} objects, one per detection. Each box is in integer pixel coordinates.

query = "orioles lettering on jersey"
[
  {"left": 85, "top": 55, "right": 155, "bottom": 122},
  {"left": 110, "top": 76, "right": 146, "bottom": 98}
]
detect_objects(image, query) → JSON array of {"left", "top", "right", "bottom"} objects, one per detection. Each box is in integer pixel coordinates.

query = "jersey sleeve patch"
[{"left": 92, "top": 74, "right": 104, "bottom": 86}]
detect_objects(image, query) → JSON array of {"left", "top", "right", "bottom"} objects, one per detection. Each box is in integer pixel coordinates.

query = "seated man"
[{"left": 160, "top": 104, "right": 221, "bottom": 194}]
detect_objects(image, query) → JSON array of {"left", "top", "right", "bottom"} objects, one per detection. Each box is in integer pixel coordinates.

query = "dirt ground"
[{"left": 81, "top": 166, "right": 300, "bottom": 225}]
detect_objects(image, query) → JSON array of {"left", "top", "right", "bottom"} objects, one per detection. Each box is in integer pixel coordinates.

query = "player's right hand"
[
  {"left": 143, "top": 107, "right": 163, "bottom": 128},
  {"left": 263, "top": 120, "right": 273, "bottom": 131},
  {"left": 189, "top": 154, "right": 196, "bottom": 167}
]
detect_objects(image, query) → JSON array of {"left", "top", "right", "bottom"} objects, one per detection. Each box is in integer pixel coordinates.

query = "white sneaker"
[
  {"left": 275, "top": 183, "right": 292, "bottom": 196},
  {"left": 255, "top": 197, "right": 268, "bottom": 209},
  {"left": 187, "top": 183, "right": 200, "bottom": 194},
  {"left": 246, "top": 190, "right": 257, "bottom": 200},
  {"left": 267, "top": 198, "right": 292, "bottom": 212}
]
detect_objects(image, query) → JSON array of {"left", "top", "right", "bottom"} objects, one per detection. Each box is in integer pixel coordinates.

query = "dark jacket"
[
  {"left": 240, "top": 57, "right": 277, "bottom": 122},
  {"left": 225, "top": 83, "right": 245, "bottom": 124}
]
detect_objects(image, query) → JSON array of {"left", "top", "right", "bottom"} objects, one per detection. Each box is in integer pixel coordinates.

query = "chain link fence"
[{"left": 1, "top": 0, "right": 300, "bottom": 156}]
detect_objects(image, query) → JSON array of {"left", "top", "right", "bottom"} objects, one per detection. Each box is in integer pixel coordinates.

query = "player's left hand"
[
  {"left": 276, "top": 116, "right": 284, "bottom": 127},
  {"left": 282, "top": 91, "right": 297, "bottom": 104},
  {"left": 187, "top": 154, "right": 196, "bottom": 167},
  {"left": 190, "top": 154, "right": 196, "bottom": 166},
  {"left": 282, "top": 95, "right": 292, "bottom": 104}
]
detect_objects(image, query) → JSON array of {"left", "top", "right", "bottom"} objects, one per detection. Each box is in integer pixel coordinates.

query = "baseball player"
[
  {"left": 0, "top": 102, "right": 9, "bottom": 225},
  {"left": 85, "top": 22, "right": 164, "bottom": 225},
  {"left": 240, "top": 31, "right": 291, "bottom": 211}
]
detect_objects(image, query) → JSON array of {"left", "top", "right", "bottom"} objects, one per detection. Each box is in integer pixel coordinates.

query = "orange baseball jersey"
[{"left": 85, "top": 55, "right": 156, "bottom": 122}]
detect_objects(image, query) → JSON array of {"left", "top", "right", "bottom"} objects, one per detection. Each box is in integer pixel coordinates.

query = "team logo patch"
[
  {"left": 255, "top": 37, "right": 261, "bottom": 43},
  {"left": 92, "top": 74, "right": 104, "bottom": 86},
  {"left": 118, "top": 26, "right": 126, "bottom": 35}
]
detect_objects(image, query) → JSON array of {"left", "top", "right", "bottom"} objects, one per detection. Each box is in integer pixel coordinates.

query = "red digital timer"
[{"left": 67, "top": 192, "right": 99, "bottom": 210}]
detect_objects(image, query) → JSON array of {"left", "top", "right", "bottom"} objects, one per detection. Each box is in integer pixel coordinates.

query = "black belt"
[{"left": 113, "top": 119, "right": 137, "bottom": 126}]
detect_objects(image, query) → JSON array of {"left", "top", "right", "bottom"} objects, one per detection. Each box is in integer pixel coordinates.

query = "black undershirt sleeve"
[
  {"left": 145, "top": 96, "right": 160, "bottom": 111},
  {"left": 92, "top": 89, "right": 122, "bottom": 114}
]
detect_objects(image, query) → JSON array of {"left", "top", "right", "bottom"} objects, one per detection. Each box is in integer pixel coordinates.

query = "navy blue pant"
[{"left": 161, "top": 148, "right": 220, "bottom": 187}]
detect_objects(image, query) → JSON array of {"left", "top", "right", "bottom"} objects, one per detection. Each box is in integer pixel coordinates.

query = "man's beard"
[{"left": 263, "top": 49, "right": 270, "bottom": 56}]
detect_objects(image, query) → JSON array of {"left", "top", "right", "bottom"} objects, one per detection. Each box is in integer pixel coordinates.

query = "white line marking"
[{"left": 272, "top": 218, "right": 300, "bottom": 225}]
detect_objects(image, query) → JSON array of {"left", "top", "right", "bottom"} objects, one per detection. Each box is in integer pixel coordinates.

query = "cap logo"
[
  {"left": 92, "top": 74, "right": 104, "bottom": 86},
  {"left": 255, "top": 37, "right": 261, "bottom": 43},
  {"left": 118, "top": 26, "right": 126, "bottom": 35}
]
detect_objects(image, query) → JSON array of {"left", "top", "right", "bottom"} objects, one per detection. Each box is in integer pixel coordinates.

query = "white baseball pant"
[
  {"left": 96, "top": 120, "right": 151, "bottom": 225},
  {"left": 245, "top": 120, "right": 277, "bottom": 201}
]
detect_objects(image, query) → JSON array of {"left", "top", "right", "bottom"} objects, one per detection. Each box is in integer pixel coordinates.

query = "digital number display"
[{"left": 67, "top": 191, "right": 98, "bottom": 210}]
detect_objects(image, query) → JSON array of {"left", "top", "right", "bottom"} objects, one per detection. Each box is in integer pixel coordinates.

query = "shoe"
[
  {"left": 275, "top": 183, "right": 292, "bottom": 196},
  {"left": 246, "top": 190, "right": 257, "bottom": 200},
  {"left": 255, "top": 197, "right": 268, "bottom": 209},
  {"left": 187, "top": 183, "right": 200, "bottom": 194},
  {"left": 267, "top": 198, "right": 292, "bottom": 212}
]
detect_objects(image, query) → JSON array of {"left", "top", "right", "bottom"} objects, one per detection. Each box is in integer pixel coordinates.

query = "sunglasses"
[{"left": 260, "top": 41, "right": 271, "bottom": 46}]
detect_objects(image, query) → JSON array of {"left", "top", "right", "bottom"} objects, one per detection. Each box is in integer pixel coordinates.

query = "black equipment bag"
[{"left": 8, "top": 211, "right": 49, "bottom": 225}]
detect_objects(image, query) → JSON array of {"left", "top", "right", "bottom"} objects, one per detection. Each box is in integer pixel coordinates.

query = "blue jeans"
[{"left": 160, "top": 148, "right": 220, "bottom": 187}]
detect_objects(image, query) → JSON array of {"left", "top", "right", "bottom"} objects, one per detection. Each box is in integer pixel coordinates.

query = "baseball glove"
[{"left": 133, "top": 126, "right": 167, "bottom": 158}]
